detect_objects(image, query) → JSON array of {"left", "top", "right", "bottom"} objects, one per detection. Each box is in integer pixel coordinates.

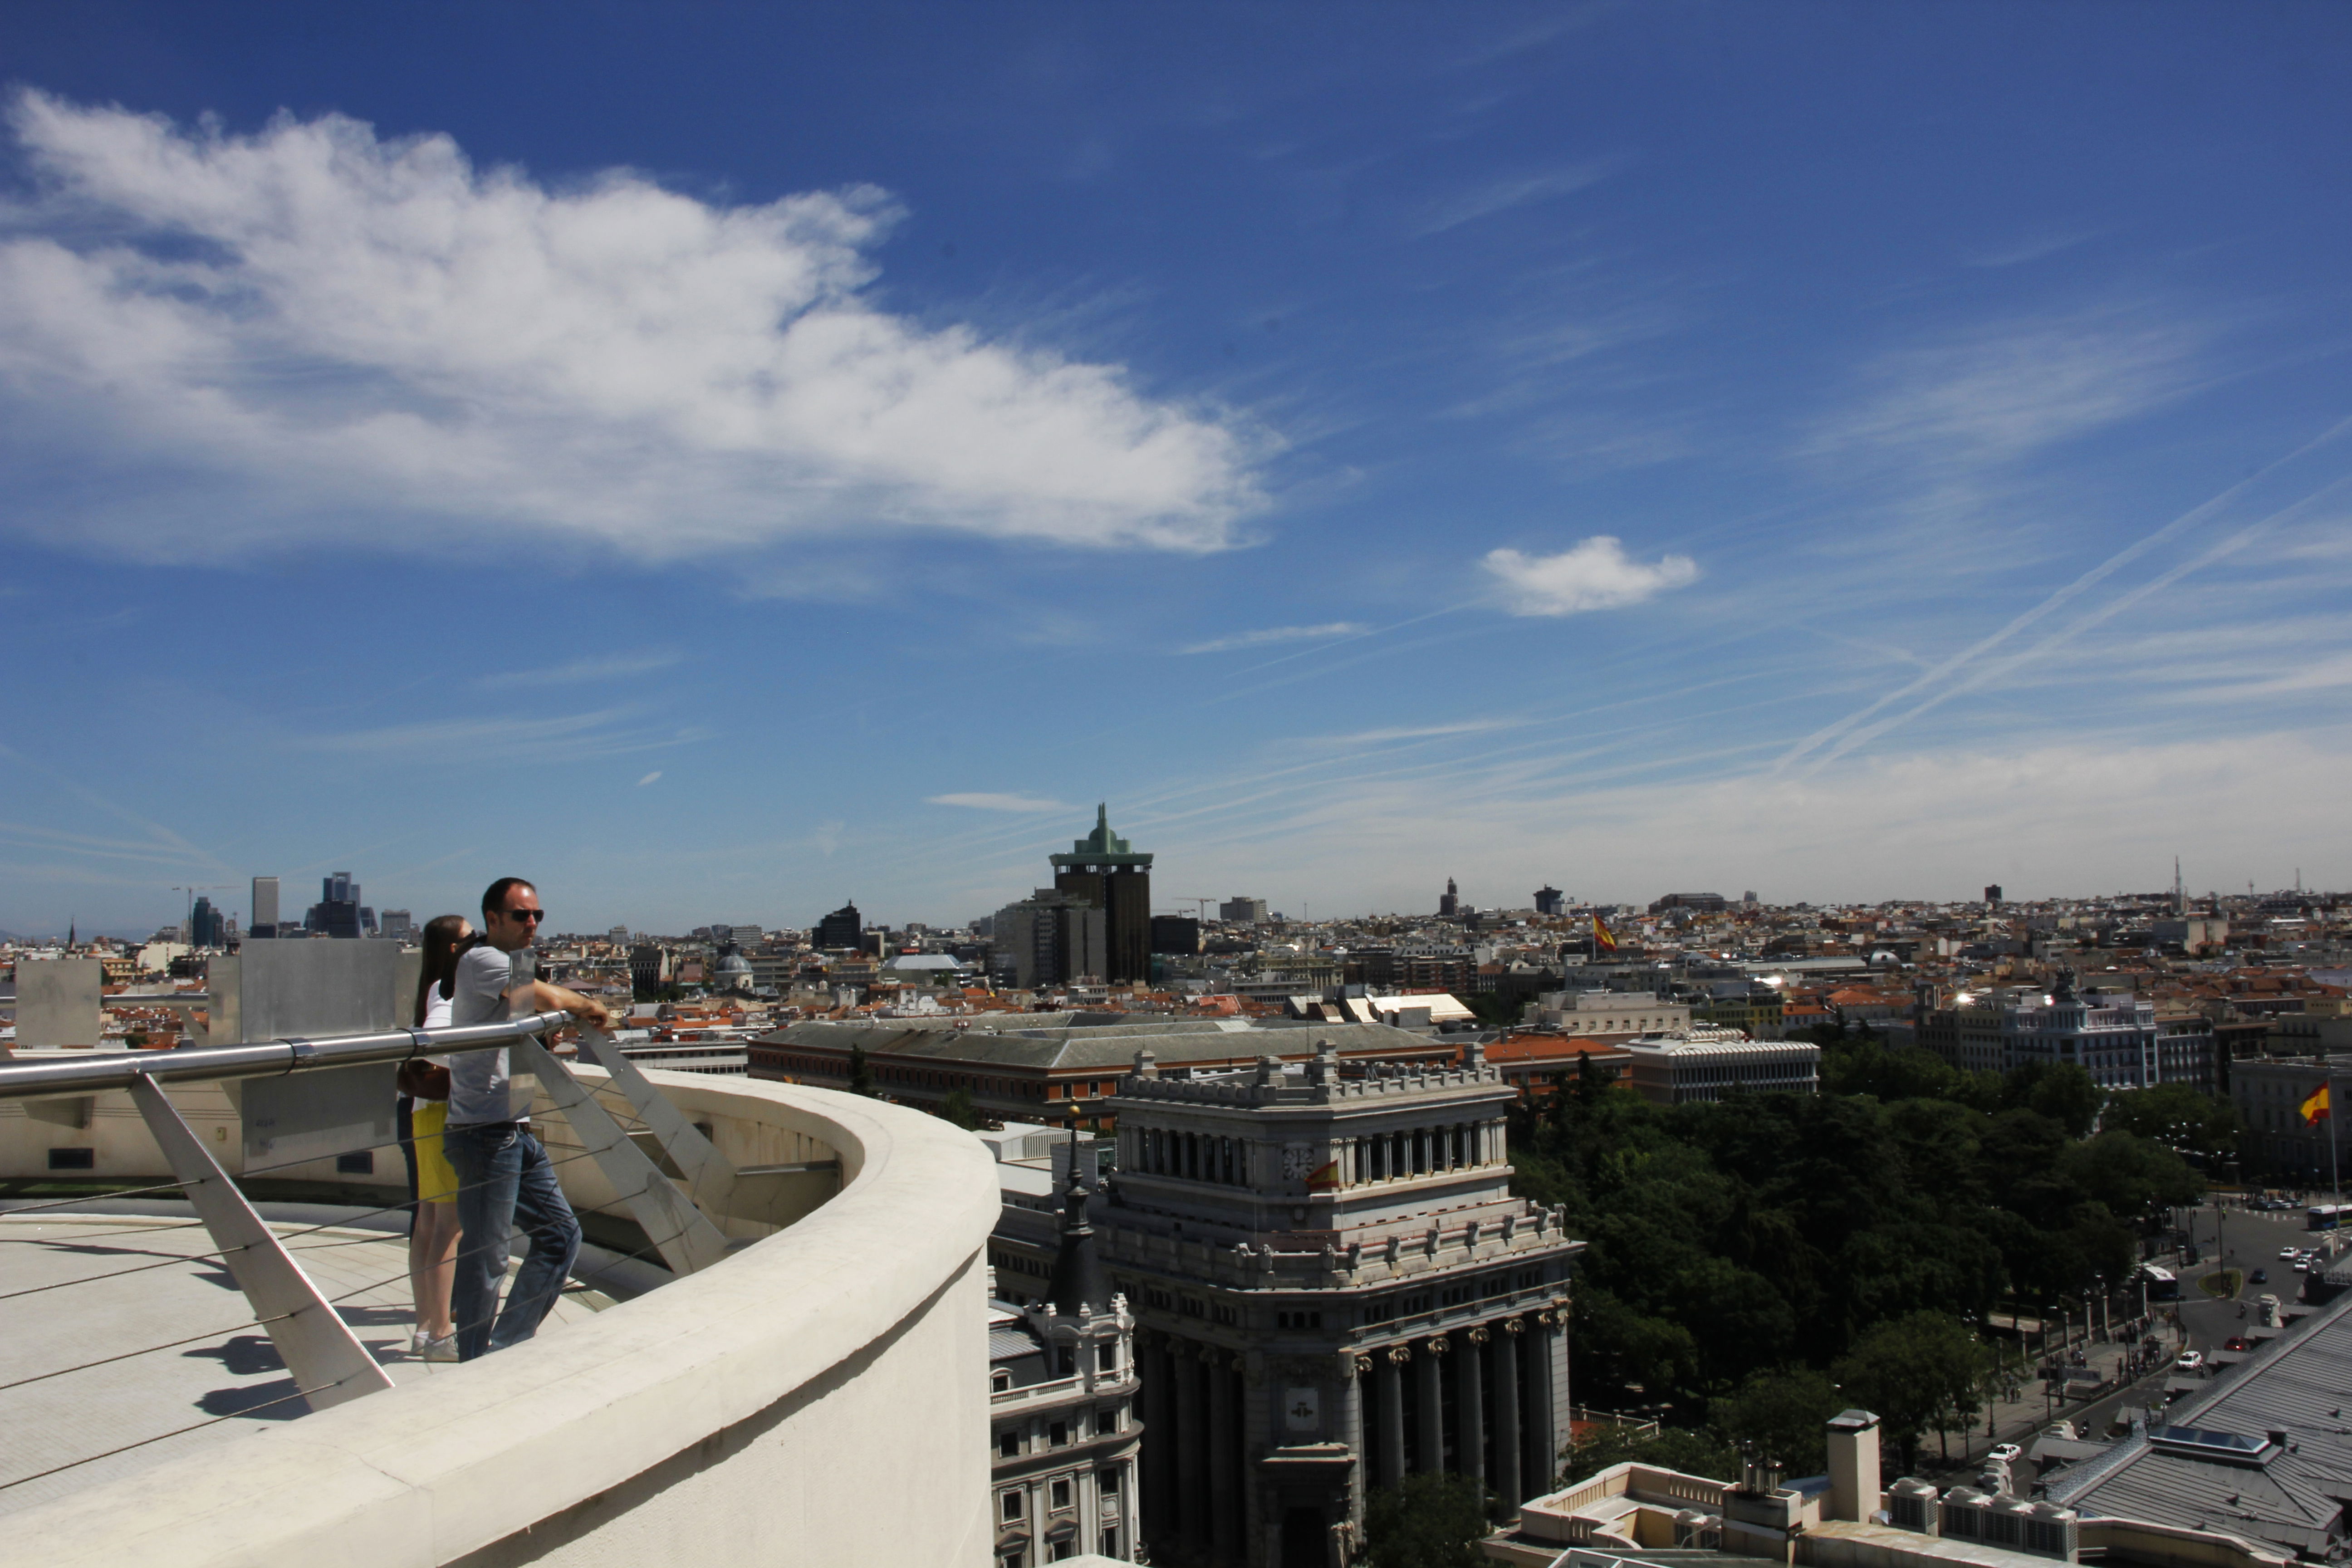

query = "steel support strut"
[
  {"left": 571, "top": 1025, "right": 742, "bottom": 1215},
  {"left": 514, "top": 1038, "right": 731, "bottom": 1274},
  {"left": 127, "top": 1075, "right": 395, "bottom": 1411}
]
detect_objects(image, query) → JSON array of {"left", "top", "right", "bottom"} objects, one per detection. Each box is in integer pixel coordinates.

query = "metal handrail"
[{"left": 0, "top": 1009, "right": 577, "bottom": 1102}]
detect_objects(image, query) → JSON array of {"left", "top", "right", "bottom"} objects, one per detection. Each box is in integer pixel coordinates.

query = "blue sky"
[{"left": 4, "top": 2, "right": 2349, "bottom": 936}]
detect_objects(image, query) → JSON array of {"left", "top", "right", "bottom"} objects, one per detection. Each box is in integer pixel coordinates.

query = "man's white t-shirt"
[{"left": 446, "top": 943, "right": 534, "bottom": 1126}]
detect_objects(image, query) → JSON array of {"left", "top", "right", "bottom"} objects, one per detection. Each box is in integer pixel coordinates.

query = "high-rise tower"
[{"left": 1050, "top": 805, "right": 1152, "bottom": 985}]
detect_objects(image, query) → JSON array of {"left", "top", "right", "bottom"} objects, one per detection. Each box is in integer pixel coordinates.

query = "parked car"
[
  {"left": 2223, "top": 1336, "right": 2252, "bottom": 1352},
  {"left": 2045, "top": 1421, "right": 2078, "bottom": 1441},
  {"left": 1988, "top": 1443, "right": 2022, "bottom": 1464},
  {"left": 2251, "top": 1268, "right": 2269, "bottom": 1284},
  {"left": 2176, "top": 1351, "right": 2205, "bottom": 1372}
]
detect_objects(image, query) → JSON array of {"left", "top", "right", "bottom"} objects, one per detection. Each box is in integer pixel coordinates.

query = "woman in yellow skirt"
[{"left": 402, "top": 914, "right": 470, "bottom": 1360}]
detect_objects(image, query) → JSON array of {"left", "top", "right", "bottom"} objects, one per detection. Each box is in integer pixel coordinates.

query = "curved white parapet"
[{"left": 4, "top": 1072, "right": 1001, "bottom": 1568}]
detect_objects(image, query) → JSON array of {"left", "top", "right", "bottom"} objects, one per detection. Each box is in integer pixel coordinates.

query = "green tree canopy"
[
  {"left": 2101, "top": 1082, "right": 2246, "bottom": 1163},
  {"left": 1831, "top": 1311, "right": 1989, "bottom": 1472},
  {"left": 1361, "top": 1474, "right": 1492, "bottom": 1568},
  {"left": 1711, "top": 1367, "right": 1846, "bottom": 1477}
]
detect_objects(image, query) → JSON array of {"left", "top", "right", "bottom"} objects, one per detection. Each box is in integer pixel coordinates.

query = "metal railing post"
[
  {"left": 126, "top": 1075, "right": 395, "bottom": 1411},
  {"left": 515, "top": 1038, "right": 731, "bottom": 1275}
]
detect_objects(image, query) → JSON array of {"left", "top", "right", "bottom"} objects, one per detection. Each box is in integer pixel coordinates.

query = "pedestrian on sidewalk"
[{"left": 443, "top": 876, "right": 613, "bottom": 1362}]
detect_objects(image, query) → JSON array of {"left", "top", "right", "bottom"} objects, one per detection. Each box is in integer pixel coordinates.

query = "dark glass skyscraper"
[{"left": 1049, "top": 805, "right": 1152, "bottom": 985}]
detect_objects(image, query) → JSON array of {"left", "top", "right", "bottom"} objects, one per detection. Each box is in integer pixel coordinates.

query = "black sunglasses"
[{"left": 502, "top": 907, "right": 546, "bottom": 923}]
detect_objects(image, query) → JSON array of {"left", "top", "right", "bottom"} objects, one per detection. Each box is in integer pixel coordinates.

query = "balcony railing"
[{"left": 0, "top": 1011, "right": 1000, "bottom": 1566}]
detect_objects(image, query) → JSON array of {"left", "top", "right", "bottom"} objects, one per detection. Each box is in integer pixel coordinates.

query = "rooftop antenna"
[{"left": 2174, "top": 858, "right": 2185, "bottom": 917}]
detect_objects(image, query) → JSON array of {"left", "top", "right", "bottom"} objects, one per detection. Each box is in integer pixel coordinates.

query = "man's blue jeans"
[{"left": 443, "top": 1121, "right": 581, "bottom": 1362}]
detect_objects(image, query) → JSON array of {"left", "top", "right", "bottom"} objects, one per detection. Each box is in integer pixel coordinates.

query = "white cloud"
[
  {"left": 1481, "top": 535, "right": 1698, "bottom": 617},
  {"left": 1180, "top": 622, "right": 1367, "bottom": 654},
  {"left": 1415, "top": 157, "right": 1625, "bottom": 236},
  {"left": 1808, "top": 310, "right": 2205, "bottom": 466},
  {"left": 295, "top": 708, "right": 698, "bottom": 766},
  {"left": 636, "top": 770, "right": 662, "bottom": 787},
  {"left": 0, "top": 92, "right": 1266, "bottom": 562},
  {"left": 479, "top": 650, "right": 683, "bottom": 688},
  {"left": 926, "top": 792, "right": 1070, "bottom": 813}
]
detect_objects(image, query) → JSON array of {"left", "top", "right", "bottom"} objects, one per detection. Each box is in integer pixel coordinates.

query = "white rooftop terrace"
[{"left": 0, "top": 1053, "right": 1000, "bottom": 1567}]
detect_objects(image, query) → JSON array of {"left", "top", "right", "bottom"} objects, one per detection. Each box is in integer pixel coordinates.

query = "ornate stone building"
[
  {"left": 1095, "top": 1039, "right": 1578, "bottom": 1567},
  {"left": 990, "top": 1146, "right": 1144, "bottom": 1565}
]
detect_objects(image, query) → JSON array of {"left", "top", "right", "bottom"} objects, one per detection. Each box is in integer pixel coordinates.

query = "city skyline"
[{"left": 4, "top": 5, "right": 2349, "bottom": 935}]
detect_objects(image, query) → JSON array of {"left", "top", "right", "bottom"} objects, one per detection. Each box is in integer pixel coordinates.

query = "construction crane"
[{"left": 1171, "top": 897, "right": 1217, "bottom": 921}]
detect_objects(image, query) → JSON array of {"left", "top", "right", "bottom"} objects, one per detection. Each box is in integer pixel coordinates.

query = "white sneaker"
[
  {"left": 421, "top": 1333, "right": 460, "bottom": 1363},
  {"left": 410, "top": 1328, "right": 434, "bottom": 1354}
]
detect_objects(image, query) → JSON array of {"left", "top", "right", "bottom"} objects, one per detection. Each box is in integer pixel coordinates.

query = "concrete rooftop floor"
[{"left": 0, "top": 1207, "right": 616, "bottom": 1517}]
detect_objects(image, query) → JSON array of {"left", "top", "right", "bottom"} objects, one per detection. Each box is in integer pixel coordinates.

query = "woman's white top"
[{"left": 420, "top": 988, "right": 452, "bottom": 1065}]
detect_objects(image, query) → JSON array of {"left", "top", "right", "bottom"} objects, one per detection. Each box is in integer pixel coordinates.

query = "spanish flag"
[
  {"left": 1306, "top": 1160, "right": 1341, "bottom": 1191},
  {"left": 1592, "top": 912, "right": 1617, "bottom": 954},
  {"left": 2302, "top": 1083, "right": 2332, "bottom": 1126}
]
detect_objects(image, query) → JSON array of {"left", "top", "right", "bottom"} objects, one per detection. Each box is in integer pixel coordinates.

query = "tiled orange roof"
[{"left": 1483, "top": 1034, "right": 1622, "bottom": 1064}]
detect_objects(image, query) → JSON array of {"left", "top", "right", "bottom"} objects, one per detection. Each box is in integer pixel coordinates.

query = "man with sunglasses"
[{"left": 443, "top": 876, "right": 614, "bottom": 1361}]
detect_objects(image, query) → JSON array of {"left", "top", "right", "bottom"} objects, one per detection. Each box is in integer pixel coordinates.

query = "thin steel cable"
[{"left": 0, "top": 1367, "right": 377, "bottom": 1493}]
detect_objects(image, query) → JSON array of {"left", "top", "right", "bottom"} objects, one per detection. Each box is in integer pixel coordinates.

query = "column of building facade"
[
  {"left": 1207, "top": 1347, "right": 1240, "bottom": 1559},
  {"left": 1338, "top": 1353, "right": 1369, "bottom": 1537},
  {"left": 1173, "top": 1337, "right": 1207, "bottom": 1552},
  {"left": 1139, "top": 1330, "right": 1176, "bottom": 1550},
  {"left": 1377, "top": 1346, "right": 1408, "bottom": 1486},
  {"left": 1492, "top": 1321, "right": 1522, "bottom": 1507},
  {"left": 1457, "top": 1325, "right": 1487, "bottom": 1489},
  {"left": 1240, "top": 1350, "right": 1275, "bottom": 1568},
  {"left": 1531, "top": 1308, "right": 1566, "bottom": 1494},
  {"left": 1415, "top": 1336, "right": 1446, "bottom": 1473}
]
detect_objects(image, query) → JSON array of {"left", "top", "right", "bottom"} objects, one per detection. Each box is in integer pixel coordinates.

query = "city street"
[{"left": 1905, "top": 1200, "right": 2343, "bottom": 1493}]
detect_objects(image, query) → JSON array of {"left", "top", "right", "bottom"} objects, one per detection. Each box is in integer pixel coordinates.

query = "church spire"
[{"left": 1046, "top": 1122, "right": 1110, "bottom": 1316}]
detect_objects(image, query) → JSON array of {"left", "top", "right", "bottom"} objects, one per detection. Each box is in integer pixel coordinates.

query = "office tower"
[
  {"left": 308, "top": 872, "right": 363, "bottom": 939},
  {"left": 379, "top": 910, "right": 415, "bottom": 940},
  {"left": 992, "top": 890, "right": 1108, "bottom": 990},
  {"left": 250, "top": 875, "right": 279, "bottom": 939},
  {"left": 1050, "top": 806, "right": 1152, "bottom": 984},
  {"left": 1101, "top": 1042, "right": 1577, "bottom": 1565},
  {"left": 1149, "top": 915, "right": 1200, "bottom": 955},
  {"left": 814, "top": 902, "right": 863, "bottom": 950},
  {"left": 1218, "top": 897, "right": 1269, "bottom": 925},
  {"left": 1439, "top": 878, "right": 1458, "bottom": 917},
  {"left": 190, "top": 896, "right": 216, "bottom": 947},
  {"left": 1533, "top": 886, "right": 1563, "bottom": 916},
  {"left": 1984, "top": 884, "right": 2003, "bottom": 905}
]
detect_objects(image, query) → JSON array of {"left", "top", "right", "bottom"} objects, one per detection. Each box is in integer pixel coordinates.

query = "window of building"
[
  {"left": 999, "top": 1429, "right": 1020, "bottom": 1457},
  {"left": 1049, "top": 1419, "right": 1069, "bottom": 1446},
  {"left": 1050, "top": 1478, "right": 1073, "bottom": 1510},
  {"left": 1000, "top": 1553, "right": 1024, "bottom": 1568},
  {"left": 1098, "top": 1467, "right": 1122, "bottom": 1497},
  {"left": 1000, "top": 1490, "right": 1025, "bottom": 1522},
  {"left": 46, "top": 1147, "right": 94, "bottom": 1171},
  {"left": 1049, "top": 1544, "right": 1074, "bottom": 1563},
  {"left": 992, "top": 1369, "right": 1013, "bottom": 1392},
  {"left": 1101, "top": 1531, "right": 1121, "bottom": 1558},
  {"left": 335, "top": 1151, "right": 374, "bottom": 1175},
  {"left": 1097, "top": 1405, "right": 1120, "bottom": 1432},
  {"left": 1096, "top": 1343, "right": 1115, "bottom": 1372}
]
